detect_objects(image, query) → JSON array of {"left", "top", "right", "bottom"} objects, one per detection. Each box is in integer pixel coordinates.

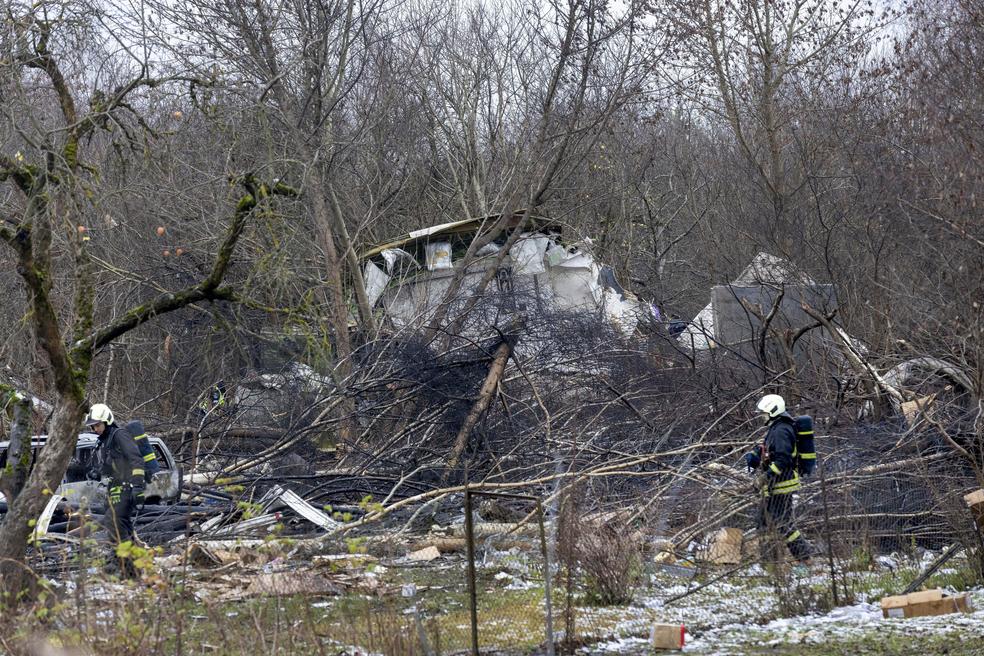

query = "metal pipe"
[
  {"left": 536, "top": 499, "right": 555, "bottom": 656},
  {"left": 464, "top": 486, "right": 479, "bottom": 656}
]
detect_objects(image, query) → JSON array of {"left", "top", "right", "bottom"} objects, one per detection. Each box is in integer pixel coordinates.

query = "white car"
[{"left": 0, "top": 432, "right": 182, "bottom": 508}]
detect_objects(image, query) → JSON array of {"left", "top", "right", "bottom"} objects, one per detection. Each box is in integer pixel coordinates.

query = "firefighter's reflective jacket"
[
  {"left": 761, "top": 413, "right": 800, "bottom": 497},
  {"left": 94, "top": 423, "right": 145, "bottom": 488},
  {"left": 199, "top": 383, "right": 227, "bottom": 412}
]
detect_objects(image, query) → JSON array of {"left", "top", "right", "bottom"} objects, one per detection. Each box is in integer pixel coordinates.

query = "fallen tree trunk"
[{"left": 446, "top": 324, "right": 522, "bottom": 473}]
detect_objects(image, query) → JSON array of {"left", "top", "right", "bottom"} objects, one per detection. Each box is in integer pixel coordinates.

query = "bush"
[{"left": 574, "top": 522, "right": 644, "bottom": 606}]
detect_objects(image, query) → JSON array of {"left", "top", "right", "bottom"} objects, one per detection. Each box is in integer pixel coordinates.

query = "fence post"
[
  {"left": 819, "top": 461, "right": 840, "bottom": 606},
  {"left": 464, "top": 486, "right": 479, "bottom": 656},
  {"left": 536, "top": 499, "right": 555, "bottom": 656}
]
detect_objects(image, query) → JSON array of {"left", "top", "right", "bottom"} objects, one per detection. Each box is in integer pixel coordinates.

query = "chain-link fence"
[
  {"left": 323, "top": 488, "right": 555, "bottom": 655},
  {"left": 460, "top": 489, "right": 554, "bottom": 656}
]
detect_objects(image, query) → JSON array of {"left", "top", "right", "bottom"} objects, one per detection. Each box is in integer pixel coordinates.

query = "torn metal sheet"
[
  {"left": 380, "top": 247, "right": 416, "bottom": 273},
  {"left": 211, "top": 513, "right": 282, "bottom": 536},
  {"left": 277, "top": 489, "right": 339, "bottom": 531},
  {"left": 363, "top": 260, "right": 390, "bottom": 308},
  {"left": 362, "top": 213, "right": 556, "bottom": 260},
  {"left": 31, "top": 494, "right": 65, "bottom": 541},
  {"left": 254, "top": 484, "right": 337, "bottom": 532},
  {"left": 257, "top": 484, "right": 285, "bottom": 512},
  {"left": 199, "top": 513, "right": 226, "bottom": 533}
]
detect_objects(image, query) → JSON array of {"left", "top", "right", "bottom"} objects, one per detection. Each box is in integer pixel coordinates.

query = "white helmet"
[
  {"left": 85, "top": 403, "right": 114, "bottom": 427},
  {"left": 756, "top": 394, "right": 785, "bottom": 419}
]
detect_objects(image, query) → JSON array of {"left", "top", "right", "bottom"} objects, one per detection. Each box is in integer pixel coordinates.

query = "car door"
[{"left": 59, "top": 443, "right": 104, "bottom": 510}]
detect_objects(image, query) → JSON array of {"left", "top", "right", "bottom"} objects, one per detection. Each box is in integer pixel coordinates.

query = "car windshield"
[{"left": 65, "top": 445, "right": 98, "bottom": 483}]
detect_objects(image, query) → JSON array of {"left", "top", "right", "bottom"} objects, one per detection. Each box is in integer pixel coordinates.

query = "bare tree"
[
  {"left": 0, "top": 1, "right": 291, "bottom": 595},
  {"left": 664, "top": 0, "right": 886, "bottom": 259},
  {"left": 405, "top": 0, "right": 661, "bottom": 339}
]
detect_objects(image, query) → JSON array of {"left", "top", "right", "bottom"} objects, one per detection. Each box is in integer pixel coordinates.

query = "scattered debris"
[
  {"left": 408, "top": 546, "right": 441, "bottom": 562},
  {"left": 704, "top": 528, "right": 743, "bottom": 565},
  {"left": 186, "top": 543, "right": 223, "bottom": 568},
  {"left": 494, "top": 570, "right": 536, "bottom": 590},
  {"left": 965, "top": 489, "right": 984, "bottom": 531},
  {"left": 451, "top": 521, "right": 537, "bottom": 538},
  {"left": 876, "top": 555, "right": 899, "bottom": 571},
  {"left": 313, "top": 553, "right": 379, "bottom": 569},
  {"left": 658, "top": 562, "right": 697, "bottom": 579},
  {"left": 243, "top": 571, "right": 343, "bottom": 598}
]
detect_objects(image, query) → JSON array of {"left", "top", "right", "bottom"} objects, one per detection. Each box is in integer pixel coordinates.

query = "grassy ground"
[
  {"left": 9, "top": 546, "right": 983, "bottom": 655},
  {"left": 744, "top": 634, "right": 984, "bottom": 656}
]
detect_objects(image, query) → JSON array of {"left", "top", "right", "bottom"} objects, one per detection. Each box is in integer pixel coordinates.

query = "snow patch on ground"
[{"left": 683, "top": 588, "right": 984, "bottom": 655}]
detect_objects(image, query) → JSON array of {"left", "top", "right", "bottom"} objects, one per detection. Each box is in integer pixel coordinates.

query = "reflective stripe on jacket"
[
  {"left": 126, "top": 420, "right": 161, "bottom": 481},
  {"left": 761, "top": 414, "right": 800, "bottom": 496}
]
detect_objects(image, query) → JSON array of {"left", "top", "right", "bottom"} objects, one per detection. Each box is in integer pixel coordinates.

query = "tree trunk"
[
  {"left": 328, "top": 185, "right": 377, "bottom": 333},
  {"left": 310, "top": 181, "right": 357, "bottom": 453},
  {"left": 0, "top": 395, "right": 83, "bottom": 598},
  {"left": 0, "top": 393, "right": 33, "bottom": 505}
]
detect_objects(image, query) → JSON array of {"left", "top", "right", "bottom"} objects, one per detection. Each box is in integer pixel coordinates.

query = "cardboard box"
[
  {"left": 706, "top": 527, "right": 743, "bottom": 565},
  {"left": 880, "top": 589, "right": 973, "bottom": 619},
  {"left": 965, "top": 490, "right": 984, "bottom": 530},
  {"left": 650, "top": 623, "right": 685, "bottom": 650},
  {"left": 963, "top": 489, "right": 984, "bottom": 507}
]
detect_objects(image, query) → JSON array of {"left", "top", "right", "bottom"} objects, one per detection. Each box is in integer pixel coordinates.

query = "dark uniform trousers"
[
  {"left": 102, "top": 482, "right": 142, "bottom": 544},
  {"left": 758, "top": 492, "right": 810, "bottom": 562}
]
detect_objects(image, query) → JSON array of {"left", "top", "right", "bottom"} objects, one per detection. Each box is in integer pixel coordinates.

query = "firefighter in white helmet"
[
  {"left": 85, "top": 403, "right": 145, "bottom": 574},
  {"left": 745, "top": 394, "right": 812, "bottom": 565}
]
